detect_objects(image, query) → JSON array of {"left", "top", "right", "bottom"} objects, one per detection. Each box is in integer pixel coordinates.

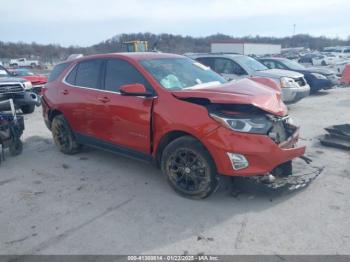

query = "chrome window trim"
[{"left": 62, "top": 61, "right": 123, "bottom": 94}]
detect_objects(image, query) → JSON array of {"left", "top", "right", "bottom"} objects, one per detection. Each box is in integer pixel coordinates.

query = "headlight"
[
  {"left": 280, "top": 77, "right": 299, "bottom": 88},
  {"left": 23, "top": 81, "right": 33, "bottom": 90},
  {"left": 210, "top": 113, "right": 272, "bottom": 134},
  {"left": 311, "top": 73, "right": 327, "bottom": 80}
]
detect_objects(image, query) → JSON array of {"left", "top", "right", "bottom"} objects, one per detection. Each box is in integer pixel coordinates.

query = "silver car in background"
[{"left": 187, "top": 53, "right": 310, "bottom": 103}]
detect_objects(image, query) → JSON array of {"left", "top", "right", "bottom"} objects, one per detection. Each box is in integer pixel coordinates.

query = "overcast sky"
[{"left": 1, "top": 0, "right": 349, "bottom": 47}]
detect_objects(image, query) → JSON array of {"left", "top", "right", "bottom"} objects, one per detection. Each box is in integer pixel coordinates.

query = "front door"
[{"left": 88, "top": 58, "right": 154, "bottom": 154}]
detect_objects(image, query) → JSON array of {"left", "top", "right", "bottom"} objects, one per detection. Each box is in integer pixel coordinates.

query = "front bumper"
[
  {"left": 0, "top": 91, "right": 41, "bottom": 108},
  {"left": 281, "top": 84, "right": 310, "bottom": 104},
  {"left": 30, "top": 84, "right": 44, "bottom": 95},
  {"left": 310, "top": 79, "right": 334, "bottom": 92},
  {"left": 326, "top": 75, "right": 340, "bottom": 85},
  {"left": 203, "top": 126, "right": 305, "bottom": 177}
]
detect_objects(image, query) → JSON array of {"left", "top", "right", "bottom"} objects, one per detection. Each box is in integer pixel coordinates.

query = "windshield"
[
  {"left": 281, "top": 59, "right": 305, "bottom": 70},
  {"left": 234, "top": 56, "right": 268, "bottom": 71},
  {"left": 140, "top": 58, "right": 227, "bottom": 90},
  {"left": 0, "top": 67, "right": 10, "bottom": 77}
]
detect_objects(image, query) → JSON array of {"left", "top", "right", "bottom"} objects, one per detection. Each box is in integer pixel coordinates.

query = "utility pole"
[{"left": 293, "top": 24, "right": 296, "bottom": 35}]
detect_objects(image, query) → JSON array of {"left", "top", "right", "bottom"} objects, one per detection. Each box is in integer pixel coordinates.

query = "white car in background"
[
  {"left": 335, "top": 60, "right": 350, "bottom": 75},
  {"left": 324, "top": 47, "right": 350, "bottom": 59},
  {"left": 9, "top": 58, "right": 39, "bottom": 68},
  {"left": 312, "top": 53, "right": 343, "bottom": 66}
]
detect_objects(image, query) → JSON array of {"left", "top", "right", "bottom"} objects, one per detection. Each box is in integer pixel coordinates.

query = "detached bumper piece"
[
  {"left": 320, "top": 124, "right": 350, "bottom": 151},
  {"left": 249, "top": 157, "right": 323, "bottom": 191}
]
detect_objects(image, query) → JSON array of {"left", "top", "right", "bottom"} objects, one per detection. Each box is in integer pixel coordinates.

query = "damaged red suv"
[{"left": 42, "top": 53, "right": 305, "bottom": 198}]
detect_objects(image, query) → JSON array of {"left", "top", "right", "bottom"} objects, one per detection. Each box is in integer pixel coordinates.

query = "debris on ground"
[
  {"left": 197, "top": 235, "right": 214, "bottom": 242},
  {"left": 248, "top": 157, "right": 323, "bottom": 191},
  {"left": 62, "top": 163, "right": 70, "bottom": 169},
  {"left": 320, "top": 124, "right": 350, "bottom": 150}
]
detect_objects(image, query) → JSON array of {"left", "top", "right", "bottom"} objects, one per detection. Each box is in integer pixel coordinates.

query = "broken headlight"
[
  {"left": 23, "top": 81, "right": 33, "bottom": 90},
  {"left": 280, "top": 77, "right": 299, "bottom": 88},
  {"left": 210, "top": 113, "right": 272, "bottom": 134}
]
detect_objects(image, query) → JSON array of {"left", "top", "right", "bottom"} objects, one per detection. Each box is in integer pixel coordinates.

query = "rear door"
[
  {"left": 90, "top": 58, "right": 154, "bottom": 154},
  {"left": 61, "top": 59, "right": 104, "bottom": 135}
]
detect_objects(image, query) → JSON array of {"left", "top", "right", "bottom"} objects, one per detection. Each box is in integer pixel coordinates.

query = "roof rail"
[
  {"left": 66, "top": 54, "right": 84, "bottom": 61},
  {"left": 184, "top": 52, "right": 240, "bottom": 56}
]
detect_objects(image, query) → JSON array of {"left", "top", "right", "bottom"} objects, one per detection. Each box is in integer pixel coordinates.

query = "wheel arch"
[
  {"left": 154, "top": 130, "right": 212, "bottom": 169},
  {"left": 47, "top": 109, "right": 63, "bottom": 128}
]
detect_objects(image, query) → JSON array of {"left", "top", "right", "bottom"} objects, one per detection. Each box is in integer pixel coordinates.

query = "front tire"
[
  {"left": 21, "top": 104, "right": 35, "bottom": 114},
  {"left": 51, "top": 115, "right": 80, "bottom": 154},
  {"left": 161, "top": 136, "right": 218, "bottom": 199}
]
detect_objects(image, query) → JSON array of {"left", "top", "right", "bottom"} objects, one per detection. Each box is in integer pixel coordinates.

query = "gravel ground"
[{"left": 0, "top": 88, "right": 349, "bottom": 255}]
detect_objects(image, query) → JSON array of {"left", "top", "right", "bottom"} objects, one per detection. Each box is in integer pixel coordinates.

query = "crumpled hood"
[
  {"left": 172, "top": 78, "right": 287, "bottom": 116},
  {"left": 253, "top": 69, "right": 304, "bottom": 79}
]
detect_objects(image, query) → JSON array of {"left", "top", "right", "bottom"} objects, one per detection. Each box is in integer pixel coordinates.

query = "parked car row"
[
  {"left": 258, "top": 58, "right": 338, "bottom": 93},
  {"left": 186, "top": 53, "right": 338, "bottom": 101}
]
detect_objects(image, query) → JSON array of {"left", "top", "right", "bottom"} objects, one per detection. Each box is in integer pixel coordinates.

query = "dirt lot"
[{"left": 0, "top": 88, "right": 349, "bottom": 255}]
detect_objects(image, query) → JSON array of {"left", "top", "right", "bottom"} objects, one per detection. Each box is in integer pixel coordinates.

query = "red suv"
[{"left": 42, "top": 53, "right": 305, "bottom": 198}]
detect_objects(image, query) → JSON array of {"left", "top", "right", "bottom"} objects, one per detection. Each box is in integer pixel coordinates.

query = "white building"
[{"left": 211, "top": 41, "right": 281, "bottom": 56}]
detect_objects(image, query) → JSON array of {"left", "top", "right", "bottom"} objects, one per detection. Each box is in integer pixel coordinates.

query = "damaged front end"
[
  {"left": 171, "top": 79, "right": 321, "bottom": 190},
  {"left": 206, "top": 103, "right": 322, "bottom": 191}
]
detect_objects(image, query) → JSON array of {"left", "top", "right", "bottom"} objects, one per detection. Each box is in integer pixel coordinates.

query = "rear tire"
[
  {"left": 161, "top": 136, "right": 218, "bottom": 199},
  {"left": 321, "top": 60, "right": 327, "bottom": 66},
  {"left": 21, "top": 105, "right": 35, "bottom": 114},
  {"left": 51, "top": 115, "right": 81, "bottom": 154},
  {"left": 9, "top": 140, "right": 23, "bottom": 156}
]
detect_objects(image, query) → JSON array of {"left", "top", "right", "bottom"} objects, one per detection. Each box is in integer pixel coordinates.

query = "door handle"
[
  {"left": 62, "top": 89, "right": 69, "bottom": 95},
  {"left": 98, "top": 96, "right": 110, "bottom": 103}
]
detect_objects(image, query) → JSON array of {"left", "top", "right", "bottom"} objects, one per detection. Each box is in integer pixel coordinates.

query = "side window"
[
  {"left": 275, "top": 62, "right": 287, "bottom": 69},
  {"left": 65, "top": 65, "right": 78, "bottom": 85},
  {"left": 195, "top": 57, "right": 215, "bottom": 69},
  {"left": 75, "top": 59, "right": 103, "bottom": 89},
  {"left": 104, "top": 59, "right": 151, "bottom": 92},
  {"left": 48, "top": 62, "right": 70, "bottom": 82},
  {"left": 214, "top": 58, "right": 246, "bottom": 75},
  {"left": 261, "top": 61, "right": 275, "bottom": 69}
]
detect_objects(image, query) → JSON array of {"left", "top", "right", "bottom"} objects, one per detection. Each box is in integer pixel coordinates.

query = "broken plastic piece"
[{"left": 249, "top": 158, "right": 323, "bottom": 191}]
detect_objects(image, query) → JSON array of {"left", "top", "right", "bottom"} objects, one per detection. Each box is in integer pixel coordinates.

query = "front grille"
[
  {"left": 0, "top": 84, "right": 24, "bottom": 94},
  {"left": 295, "top": 77, "right": 306, "bottom": 87}
]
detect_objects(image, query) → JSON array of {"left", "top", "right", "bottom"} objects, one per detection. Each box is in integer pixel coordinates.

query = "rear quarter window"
[{"left": 48, "top": 62, "right": 70, "bottom": 82}]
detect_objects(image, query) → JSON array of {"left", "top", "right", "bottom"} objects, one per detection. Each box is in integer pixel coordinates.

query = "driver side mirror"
[{"left": 120, "top": 83, "right": 154, "bottom": 97}]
